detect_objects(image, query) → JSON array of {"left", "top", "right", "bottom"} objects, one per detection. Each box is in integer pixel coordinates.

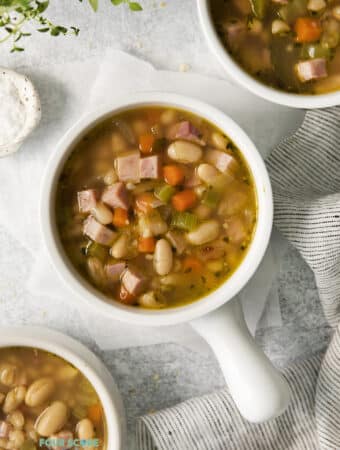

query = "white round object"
[
  {"left": 41, "top": 91, "right": 272, "bottom": 327},
  {"left": 0, "top": 326, "right": 126, "bottom": 449},
  {"left": 0, "top": 68, "right": 41, "bottom": 156},
  {"left": 197, "top": 0, "right": 340, "bottom": 109}
]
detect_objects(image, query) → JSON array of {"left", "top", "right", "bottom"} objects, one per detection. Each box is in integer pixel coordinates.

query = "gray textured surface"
[{"left": 0, "top": 1, "right": 332, "bottom": 449}]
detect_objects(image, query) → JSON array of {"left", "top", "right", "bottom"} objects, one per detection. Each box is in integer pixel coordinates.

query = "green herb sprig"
[{"left": 0, "top": 0, "right": 142, "bottom": 52}]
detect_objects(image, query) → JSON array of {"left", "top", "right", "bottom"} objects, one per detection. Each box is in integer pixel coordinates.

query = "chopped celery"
[
  {"left": 279, "top": 0, "right": 307, "bottom": 23},
  {"left": 155, "top": 184, "right": 176, "bottom": 203},
  {"left": 171, "top": 212, "right": 199, "bottom": 231},
  {"left": 202, "top": 189, "right": 220, "bottom": 208},
  {"left": 86, "top": 242, "right": 108, "bottom": 260},
  {"left": 250, "top": 0, "right": 267, "bottom": 19},
  {"left": 301, "top": 44, "right": 332, "bottom": 60},
  {"left": 153, "top": 138, "right": 168, "bottom": 152}
]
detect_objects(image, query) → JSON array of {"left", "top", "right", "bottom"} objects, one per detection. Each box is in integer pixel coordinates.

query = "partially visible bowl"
[
  {"left": 0, "top": 327, "right": 126, "bottom": 450},
  {"left": 197, "top": 0, "right": 340, "bottom": 109}
]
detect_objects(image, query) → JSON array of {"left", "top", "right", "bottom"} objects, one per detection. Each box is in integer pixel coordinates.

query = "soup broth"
[
  {"left": 0, "top": 347, "right": 106, "bottom": 450},
  {"left": 56, "top": 107, "right": 257, "bottom": 309},
  {"left": 211, "top": 0, "right": 340, "bottom": 94}
]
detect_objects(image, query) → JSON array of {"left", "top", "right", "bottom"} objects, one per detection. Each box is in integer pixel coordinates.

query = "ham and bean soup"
[
  {"left": 56, "top": 107, "right": 257, "bottom": 309},
  {"left": 0, "top": 347, "right": 105, "bottom": 450},
  {"left": 211, "top": 0, "right": 340, "bottom": 94}
]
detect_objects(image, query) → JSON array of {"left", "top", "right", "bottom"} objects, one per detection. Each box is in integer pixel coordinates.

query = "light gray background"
[{"left": 0, "top": 1, "right": 332, "bottom": 448}]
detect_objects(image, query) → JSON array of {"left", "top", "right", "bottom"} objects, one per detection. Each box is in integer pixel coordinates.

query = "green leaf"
[
  {"left": 36, "top": 1, "right": 49, "bottom": 13},
  {"left": 111, "top": 0, "right": 124, "bottom": 4},
  {"left": 128, "top": 1, "right": 142, "bottom": 11},
  {"left": 87, "top": 0, "right": 98, "bottom": 11},
  {"left": 10, "top": 45, "right": 24, "bottom": 52}
]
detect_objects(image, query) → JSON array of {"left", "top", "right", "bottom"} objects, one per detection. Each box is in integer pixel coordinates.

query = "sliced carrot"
[
  {"left": 116, "top": 284, "right": 137, "bottom": 305},
  {"left": 139, "top": 134, "right": 155, "bottom": 154},
  {"left": 112, "top": 208, "right": 129, "bottom": 228},
  {"left": 88, "top": 404, "right": 102, "bottom": 425},
  {"left": 182, "top": 256, "right": 203, "bottom": 273},
  {"left": 138, "top": 236, "right": 156, "bottom": 253},
  {"left": 163, "top": 165, "right": 185, "bottom": 186},
  {"left": 294, "top": 17, "right": 322, "bottom": 43},
  {"left": 172, "top": 190, "right": 197, "bottom": 212},
  {"left": 135, "top": 192, "right": 156, "bottom": 214}
]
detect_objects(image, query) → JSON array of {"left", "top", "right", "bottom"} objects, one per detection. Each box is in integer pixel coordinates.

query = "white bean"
[
  {"left": 76, "top": 418, "right": 94, "bottom": 440},
  {"left": 154, "top": 239, "right": 173, "bottom": 276},
  {"left": 271, "top": 20, "right": 290, "bottom": 34},
  {"left": 211, "top": 132, "right": 229, "bottom": 150},
  {"left": 3, "top": 387, "right": 26, "bottom": 414},
  {"left": 167, "top": 141, "right": 202, "bottom": 164},
  {"left": 86, "top": 257, "right": 106, "bottom": 286},
  {"left": 34, "top": 401, "right": 68, "bottom": 437},
  {"left": 333, "top": 5, "right": 340, "bottom": 19},
  {"left": 186, "top": 220, "right": 220, "bottom": 246},
  {"left": 197, "top": 164, "right": 220, "bottom": 185},
  {"left": 92, "top": 203, "right": 113, "bottom": 225},
  {"left": 308, "top": 0, "right": 325, "bottom": 11},
  {"left": 7, "top": 410, "right": 24, "bottom": 429},
  {"left": 160, "top": 109, "right": 177, "bottom": 126},
  {"left": 25, "top": 377, "right": 55, "bottom": 407},
  {"left": 138, "top": 291, "right": 166, "bottom": 309},
  {"left": 0, "top": 364, "right": 17, "bottom": 387},
  {"left": 110, "top": 234, "right": 129, "bottom": 259},
  {"left": 8, "top": 429, "right": 25, "bottom": 448}
]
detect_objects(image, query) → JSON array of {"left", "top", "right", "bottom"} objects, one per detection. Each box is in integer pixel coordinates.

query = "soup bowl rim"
[
  {"left": 197, "top": 0, "right": 340, "bottom": 109},
  {"left": 40, "top": 91, "right": 273, "bottom": 327},
  {"left": 0, "top": 326, "right": 125, "bottom": 450}
]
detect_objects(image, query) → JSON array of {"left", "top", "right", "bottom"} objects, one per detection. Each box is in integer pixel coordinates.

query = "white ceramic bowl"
[
  {"left": 197, "top": 0, "right": 340, "bottom": 109},
  {"left": 41, "top": 92, "right": 272, "bottom": 328},
  {"left": 0, "top": 327, "right": 126, "bottom": 449},
  {"left": 40, "top": 92, "right": 291, "bottom": 423}
]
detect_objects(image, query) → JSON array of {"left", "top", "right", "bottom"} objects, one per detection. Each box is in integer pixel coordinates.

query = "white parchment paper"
[{"left": 0, "top": 51, "right": 304, "bottom": 352}]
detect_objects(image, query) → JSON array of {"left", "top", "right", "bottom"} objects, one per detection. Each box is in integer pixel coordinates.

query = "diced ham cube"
[
  {"left": 166, "top": 230, "right": 187, "bottom": 255},
  {"left": 105, "top": 262, "right": 126, "bottom": 282},
  {"left": 295, "top": 58, "right": 328, "bottom": 83},
  {"left": 205, "top": 149, "right": 239, "bottom": 173},
  {"left": 140, "top": 155, "right": 161, "bottom": 179},
  {"left": 225, "top": 21, "right": 246, "bottom": 49},
  {"left": 83, "top": 216, "right": 117, "bottom": 246},
  {"left": 102, "top": 182, "right": 130, "bottom": 210},
  {"left": 115, "top": 150, "right": 140, "bottom": 182},
  {"left": 121, "top": 267, "right": 146, "bottom": 296},
  {"left": 166, "top": 121, "right": 206, "bottom": 145},
  {"left": 77, "top": 190, "right": 97, "bottom": 213},
  {"left": 0, "top": 422, "right": 11, "bottom": 438},
  {"left": 49, "top": 431, "right": 74, "bottom": 450}
]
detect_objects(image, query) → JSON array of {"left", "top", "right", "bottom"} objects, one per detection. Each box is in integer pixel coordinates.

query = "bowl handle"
[{"left": 191, "top": 299, "right": 290, "bottom": 423}]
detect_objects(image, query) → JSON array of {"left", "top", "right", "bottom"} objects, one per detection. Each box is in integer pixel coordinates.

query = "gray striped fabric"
[{"left": 137, "top": 107, "right": 340, "bottom": 450}]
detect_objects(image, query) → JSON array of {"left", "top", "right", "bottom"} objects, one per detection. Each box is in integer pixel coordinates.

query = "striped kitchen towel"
[{"left": 137, "top": 107, "right": 340, "bottom": 450}]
